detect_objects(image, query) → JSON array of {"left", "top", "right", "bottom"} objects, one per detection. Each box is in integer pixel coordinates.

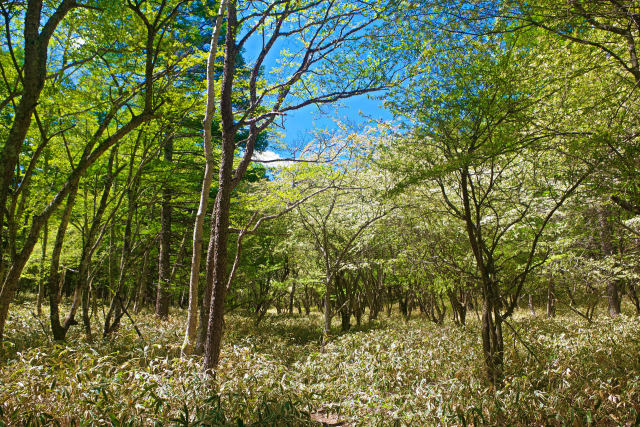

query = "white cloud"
[{"left": 252, "top": 150, "right": 292, "bottom": 168}]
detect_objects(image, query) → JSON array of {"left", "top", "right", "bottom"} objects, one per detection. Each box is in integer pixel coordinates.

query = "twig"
[
  {"left": 503, "top": 319, "right": 543, "bottom": 365},
  {"left": 30, "top": 311, "right": 48, "bottom": 335},
  {"left": 117, "top": 294, "right": 144, "bottom": 341},
  {"left": 555, "top": 299, "right": 593, "bottom": 323}
]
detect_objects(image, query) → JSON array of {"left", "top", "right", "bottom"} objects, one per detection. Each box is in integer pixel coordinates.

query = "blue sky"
[
  {"left": 278, "top": 93, "right": 392, "bottom": 148},
  {"left": 252, "top": 93, "right": 392, "bottom": 166},
  {"left": 238, "top": 3, "right": 397, "bottom": 158}
]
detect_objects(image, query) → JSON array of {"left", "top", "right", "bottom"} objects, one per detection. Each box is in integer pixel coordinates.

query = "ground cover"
[{"left": 1, "top": 298, "right": 639, "bottom": 425}]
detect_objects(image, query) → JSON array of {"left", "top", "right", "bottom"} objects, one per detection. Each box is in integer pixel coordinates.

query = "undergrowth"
[{"left": 1, "top": 299, "right": 639, "bottom": 425}]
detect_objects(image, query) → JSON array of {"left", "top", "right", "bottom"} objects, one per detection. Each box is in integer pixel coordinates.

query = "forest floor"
[{"left": 1, "top": 296, "right": 640, "bottom": 426}]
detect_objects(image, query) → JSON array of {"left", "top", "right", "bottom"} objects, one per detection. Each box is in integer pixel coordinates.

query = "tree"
[
  {"left": 182, "top": 0, "right": 228, "bottom": 355},
  {"left": 384, "top": 30, "right": 593, "bottom": 384},
  {"left": 198, "top": 0, "right": 403, "bottom": 371}
]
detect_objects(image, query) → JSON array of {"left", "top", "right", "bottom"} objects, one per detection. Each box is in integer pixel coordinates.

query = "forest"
[{"left": 1, "top": 0, "right": 640, "bottom": 425}]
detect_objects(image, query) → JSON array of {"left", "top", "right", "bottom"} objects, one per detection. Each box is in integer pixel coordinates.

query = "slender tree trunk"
[
  {"left": 481, "top": 290, "right": 504, "bottom": 387},
  {"left": 48, "top": 182, "right": 79, "bottom": 341},
  {"left": 341, "top": 308, "right": 351, "bottom": 332},
  {"left": 448, "top": 289, "right": 466, "bottom": 326},
  {"left": 628, "top": 282, "right": 640, "bottom": 314},
  {"left": 323, "top": 291, "right": 332, "bottom": 334},
  {"left": 201, "top": 3, "right": 239, "bottom": 372},
  {"left": 547, "top": 273, "right": 556, "bottom": 318},
  {"left": 74, "top": 154, "right": 117, "bottom": 338},
  {"left": 81, "top": 279, "right": 92, "bottom": 341},
  {"left": 303, "top": 284, "right": 311, "bottom": 315},
  {"left": 202, "top": 137, "right": 235, "bottom": 370},
  {"left": 322, "top": 273, "right": 332, "bottom": 347},
  {"left": 607, "top": 282, "right": 622, "bottom": 316},
  {"left": 195, "top": 271, "right": 213, "bottom": 354},
  {"left": 599, "top": 206, "right": 621, "bottom": 317},
  {"left": 528, "top": 294, "right": 536, "bottom": 317},
  {"left": 56, "top": 268, "right": 66, "bottom": 304},
  {"left": 37, "top": 221, "right": 48, "bottom": 316},
  {"left": 155, "top": 138, "right": 173, "bottom": 319},
  {"left": 67, "top": 282, "right": 84, "bottom": 325},
  {"left": 288, "top": 281, "right": 296, "bottom": 315},
  {"left": 104, "top": 181, "right": 138, "bottom": 336},
  {"left": 461, "top": 167, "right": 504, "bottom": 385},
  {"left": 182, "top": 0, "right": 227, "bottom": 356},
  {"left": 134, "top": 249, "right": 150, "bottom": 312}
]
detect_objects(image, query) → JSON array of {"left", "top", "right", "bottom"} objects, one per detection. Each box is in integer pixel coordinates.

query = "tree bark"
[
  {"left": 448, "top": 289, "right": 467, "bottom": 326},
  {"left": 202, "top": 136, "right": 235, "bottom": 371},
  {"left": 134, "top": 249, "right": 150, "bottom": 313},
  {"left": 182, "top": 0, "right": 227, "bottom": 356},
  {"left": 481, "top": 292, "right": 504, "bottom": 386},
  {"left": 461, "top": 167, "right": 504, "bottom": 385},
  {"left": 202, "top": 2, "right": 238, "bottom": 372},
  {"left": 288, "top": 280, "right": 296, "bottom": 315},
  {"left": 323, "top": 276, "right": 332, "bottom": 345},
  {"left": 104, "top": 171, "right": 139, "bottom": 337},
  {"left": 37, "top": 220, "right": 48, "bottom": 316},
  {"left": 73, "top": 154, "right": 117, "bottom": 339},
  {"left": 547, "top": 270, "right": 556, "bottom": 318}
]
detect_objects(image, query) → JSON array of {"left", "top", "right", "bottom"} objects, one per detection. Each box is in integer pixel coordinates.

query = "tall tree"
[
  {"left": 384, "top": 28, "right": 594, "bottom": 384},
  {"left": 199, "top": 0, "right": 402, "bottom": 371},
  {"left": 182, "top": 0, "right": 228, "bottom": 356}
]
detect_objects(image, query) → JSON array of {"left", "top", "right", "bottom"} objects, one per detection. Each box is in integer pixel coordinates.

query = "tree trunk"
[
  {"left": 155, "top": 138, "right": 173, "bottom": 319},
  {"left": 340, "top": 308, "right": 351, "bottom": 332},
  {"left": 303, "top": 284, "right": 311, "bottom": 315},
  {"left": 201, "top": 3, "right": 239, "bottom": 371},
  {"left": 547, "top": 274, "right": 556, "bottom": 318},
  {"left": 37, "top": 221, "right": 48, "bottom": 316},
  {"left": 398, "top": 288, "right": 408, "bottom": 318},
  {"left": 323, "top": 278, "right": 332, "bottom": 345},
  {"left": 598, "top": 206, "right": 621, "bottom": 317},
  {"left": 194, "top": 270, "right": 213, "bottom": 354},
  {"left": 606, "top": 281, "right": 621, "bottom": 317},
  {"left": 134, "top": 249, "right": 150, "bottom": 312},
  {"left": 460, "top": 168, "right": 504, "bottom": 385},
  {"left": 183, "top": 0, "right": 228, "bottom": 357},
  {"left": 628, "top": 282, "right": 640, "bottom": 314},
  {"left": 448, "top": 289, "right": 466, "bottom": 326},
  {"left": 481, "top": 290, "right": 504, "bottom": 386},
  {"left": 48, "top": 183, "right": 79, "bottom": 341},
  {"left": 104, "top": 178, "right": 138, "bottom": 337},
  {"left": 288, "top": 281, "right": 296, "bottom": 315},
  {"left": 202, "top": 142, "right": 234, "bottom": 371},
  {"left": 81, "top": 279, "right": 92, "bottom": 341}
]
